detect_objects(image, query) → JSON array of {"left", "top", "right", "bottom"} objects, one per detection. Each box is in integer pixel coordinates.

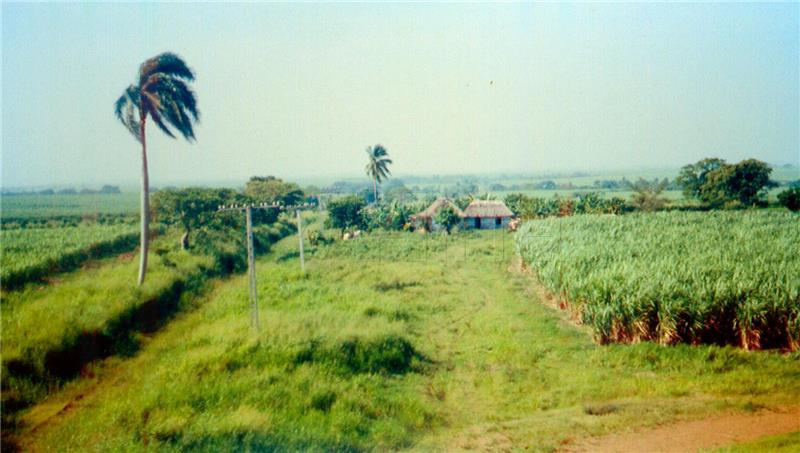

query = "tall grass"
[{"left": 515, "top": 210, "right": 800, "bottom": 349}]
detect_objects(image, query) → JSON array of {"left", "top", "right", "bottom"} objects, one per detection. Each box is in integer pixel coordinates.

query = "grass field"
[
  {"left": 16, "top": 225, "right": 800, "bottom": 451},
  {"left": 516, "top": 210, "right": 800, "bottom": 350},
  {"left": 1, "top": 223, "right": 139, "bottom": 289}
]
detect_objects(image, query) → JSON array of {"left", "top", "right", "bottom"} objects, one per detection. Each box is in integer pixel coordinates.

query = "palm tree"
[
  {"left": 115, "top": 52, "right": 199, "bottom": 285},
  {"left": 364, "top": 144, "right": 392, "bottom": 204}
]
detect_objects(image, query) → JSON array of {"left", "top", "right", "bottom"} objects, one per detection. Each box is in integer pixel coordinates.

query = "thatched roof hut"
[
  {"left": 462, "top": 200, "right": 513, "bottom": 229},
  {"left": 411, "top": 198, "right": 464, "bottom": 220},
  {"left": 462, "top": 200, "right": 513, "bottom": 218}
]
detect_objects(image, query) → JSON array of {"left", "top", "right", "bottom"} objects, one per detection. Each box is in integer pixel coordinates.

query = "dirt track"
[{"left": 569, "top": 407, "right": 800, "bottom": 452}]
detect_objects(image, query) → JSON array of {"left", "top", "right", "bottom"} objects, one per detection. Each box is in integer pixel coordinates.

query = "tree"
[
  {"left": 435, "top": 204, "right": 461, "bottom": 233},
  {"left": 777, "top": 188, "right": 800, "bottom": 212},
  {"left": 364, "top": 144, "right": 392, "bottom": 203},
  {"left": 699, "top": 159, "right": 774, "bottom": 207},
  {"left": 152, "top": 188, "right": 235, "bottom": 249},
  {"left": 677, "top": 158, "right": 727, "bottom": 199},
  {"left": 115, "top": 52, "right": 199, "bottom": 285},
  {"left": 719, "top": 159, "right": 775, "bottom": 205},
  {"left": 627, "top": 178, "right": 668, "bottom": 212},
  {"left": 244, "top": 176, "right": 304, "bottom": 206},
  {"left": 325, "top": 195, "right": 365, "bottom": 234}
]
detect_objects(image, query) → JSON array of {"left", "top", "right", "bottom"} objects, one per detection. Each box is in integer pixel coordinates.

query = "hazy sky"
[{"left": 2, "top": 2, "right": 798, "bottom": 188}]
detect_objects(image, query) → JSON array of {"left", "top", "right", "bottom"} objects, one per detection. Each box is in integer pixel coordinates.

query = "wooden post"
[
  {"left": 245, "top": 206, "right": 259, "bottom": 330},
  {"left": 296, "top": 209, "right": 305, "bottom": 272}
]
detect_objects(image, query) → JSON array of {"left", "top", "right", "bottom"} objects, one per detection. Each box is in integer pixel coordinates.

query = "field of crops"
[
  {"left": 1, "top": 193, "right": 139, "bottom": 220},
  {"left": 515, "top": 210, "right": 800, "bottom": 350},
  {"left": 1, "top": 224, "right": 138, "bottom": 289}
]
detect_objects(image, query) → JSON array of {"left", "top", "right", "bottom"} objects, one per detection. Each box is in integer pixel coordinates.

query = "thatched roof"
[
  {"left": 412, "top": 198, "right": 464, "bottom": 220},
  {"left": 463, "top": 200, "right": 514, "bottom": 218}
]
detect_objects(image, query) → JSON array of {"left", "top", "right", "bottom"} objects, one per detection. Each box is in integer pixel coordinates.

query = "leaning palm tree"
[
  {"left": 364, "top": 144, "right": 392, "bottom": 203},
  {"left": 115, "top": 52, "right": 199, "bottom": 285}
]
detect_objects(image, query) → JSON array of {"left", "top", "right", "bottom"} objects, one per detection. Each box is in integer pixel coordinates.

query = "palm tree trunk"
[
  {"left": 138, "top": 118, "right": 150, "bottom": 285},
  {"left": 373, "top": 178, "right": 378, "bottom": 204}
]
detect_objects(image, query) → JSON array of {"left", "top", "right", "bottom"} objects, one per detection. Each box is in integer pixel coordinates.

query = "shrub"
[
  {"left": 777, "top": 188, "right": 800, "bottom": 212},
  {"left": 325, "top": 196, "right": 365, "bottom": 234}
]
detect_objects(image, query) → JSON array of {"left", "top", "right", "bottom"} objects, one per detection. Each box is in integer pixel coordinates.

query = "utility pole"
[
  {"left": 217, "top": 201, "right": 314, "bottom": 330},
  {"left": 245, "top": 206, "right": 259, "bottom": 330},
  {"left": 296, "top": 209, "right": 305, "bottom": 272}
]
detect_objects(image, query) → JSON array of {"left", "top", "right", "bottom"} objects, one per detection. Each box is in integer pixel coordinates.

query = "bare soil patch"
[{"left": 568, "top": 407, "right": 800, "bottom": 452}]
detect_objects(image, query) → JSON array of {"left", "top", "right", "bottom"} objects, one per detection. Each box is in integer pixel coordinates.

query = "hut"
[
  {"left": 462, "top": 200, "right": 514, "bottom": 230},
  {"left": 411, "top": 198, "right": 464, "bottom": 231}
]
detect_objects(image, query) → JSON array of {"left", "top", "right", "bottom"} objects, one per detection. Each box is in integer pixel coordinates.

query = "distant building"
[
  {"left": 462, "top": 200, "right": 513, "bottom": 230},
  {"left": 411, "top": 198, "right": 464, "bottom": 231}
]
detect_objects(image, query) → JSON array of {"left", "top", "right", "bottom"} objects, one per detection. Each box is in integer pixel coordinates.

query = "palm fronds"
[
  {"left": 365, "top": 144, "right": 392, "bottom": 183},
  {"left": 114, "top": 52, "right": 199, "bottom": 142}
]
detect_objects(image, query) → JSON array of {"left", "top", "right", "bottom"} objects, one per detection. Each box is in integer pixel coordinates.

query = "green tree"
[
  {"left": 777, "top": 188, "right": 800, "bottom": 212},
  {"left": 325, "top": 196, "right": 365, "bottom": 234},
  {"left": 364, "top": 144, "right": 392, "bottom": 204},
  {"left": 115, "top": 52, "right": 199, "bottom": 285},
  {"left": 244, "top": 176, "right": 304, "bottom": 206},
  {"left": 677, "top": 158, "right": 727, "bottom": 199},
  {"left": 152, "top": 188, "right": 236, "bottom": 249},
  {"left": 435, "top": 204, "right": 461, "bottom": 233},
  {"left": 700, "top": 159, "right": 775, "bottom": 207}
]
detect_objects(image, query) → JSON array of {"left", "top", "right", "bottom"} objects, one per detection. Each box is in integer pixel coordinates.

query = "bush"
[
  {"left": 777, "top": 188, "right": 800, "bottom": 212},
  {"left": 325, "top": 196, "right": 366, "bottom": 233}
]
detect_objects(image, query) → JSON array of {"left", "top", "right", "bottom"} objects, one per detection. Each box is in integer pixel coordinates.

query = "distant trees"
[
  {"left": 676, "top": 158, "right": 727, "bottom": 200},
  {"left": 364, "top": 145, "right": 393, "bottom": 204},
  {"left": 777, "top": 188, "right": 800, "bottom": 212},
  {"left": 678, "top": 158, "right": 775, "bottom": 207},
  {"left": 115, "top": 52, "right": 199, "bottom": 285},
  {"left": 384, "top": 185, "right": 414, "bottom": 204}
]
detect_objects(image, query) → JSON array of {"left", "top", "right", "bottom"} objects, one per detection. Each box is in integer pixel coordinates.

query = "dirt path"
[{"left": 567, "top": 407, "right": 800, "bottom": 452}]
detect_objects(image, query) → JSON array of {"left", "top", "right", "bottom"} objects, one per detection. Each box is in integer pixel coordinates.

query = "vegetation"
[
  {"left": 1, "top": 223, "right": 139, "bottom": 290},
  {"left": 0, "top": 193, "right": 138, "bottom": 224},
  {"left": 678, "top": 158, "right": 776, "bottom": 207},
  {"left": 516, "top": 211, "right": 800, "bottom": 349},
  {"left": 244, "top": 176, "right": 304, "bottom": 206},
  {"left": 362, "top": 201, "right": 414, "bottom": 231},
  {"left": 777, "top": 187, "right": 800, "bottom": 212},
  {"left": 504, "top": 192, "right": 625, "bottom": 219},
  {"left": 626, "top": 178, "right": 669, "bottom": 212},
  {"left": 115, "top": 52, "right": 200, "bottom": 285},
  {"left": 16, "top": 229, "right": 800, "bottom": 452},
  {"left": 434, "top": 204, "right": 460, "bottom": 233},
  {"left": 364, "top": 144, "right": 392, "bottom": 203},
  {"left": 324, "top": 195, "right": 366, "bottom": 234}
]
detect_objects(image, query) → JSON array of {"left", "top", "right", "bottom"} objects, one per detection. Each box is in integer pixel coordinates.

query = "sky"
[{"left": 2, "top": 2, "right": 798, "bottom": 189}]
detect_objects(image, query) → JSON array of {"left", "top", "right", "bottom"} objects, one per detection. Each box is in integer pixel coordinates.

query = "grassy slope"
[
  {"left": 19, "top": 225, "right": 800, "bottom": 452},
  {"left": 2, "top": 237, "right": 215, "bottom": 409}
]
